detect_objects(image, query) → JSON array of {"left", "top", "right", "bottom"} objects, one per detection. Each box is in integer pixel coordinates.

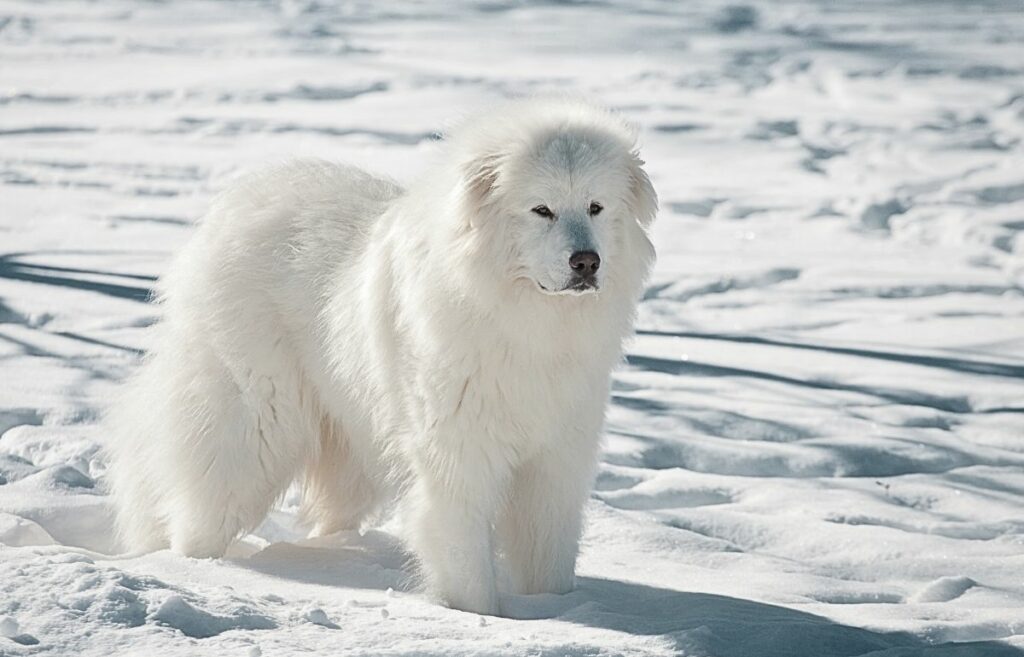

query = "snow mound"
[
  {"left": 151, "top": 595, "right": 277, "bottom": 639},
  {"left": 911, "top": 576, "right": 978, "bottom": 604}
]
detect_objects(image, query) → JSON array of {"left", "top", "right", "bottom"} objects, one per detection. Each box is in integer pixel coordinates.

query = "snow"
[{"left": 1, "top": 0, "right": 1023, "bottom": 655}]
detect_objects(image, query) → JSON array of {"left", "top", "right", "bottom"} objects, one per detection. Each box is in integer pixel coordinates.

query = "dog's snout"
[{"left": 569, "top": 251, "right": 600, "bottom": 275}]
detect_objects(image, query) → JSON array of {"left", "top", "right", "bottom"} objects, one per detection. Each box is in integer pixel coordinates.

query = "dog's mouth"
[{"left": 536, "top": 277, "right": 599, "bottom": 296}]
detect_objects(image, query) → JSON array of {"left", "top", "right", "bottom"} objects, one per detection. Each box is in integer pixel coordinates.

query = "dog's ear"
[
  {"left": 627, "top": 153, "right": 658, "bottom": 228},
  {"left": 462, "top": 153, "right": 503, "bottom": 214}
]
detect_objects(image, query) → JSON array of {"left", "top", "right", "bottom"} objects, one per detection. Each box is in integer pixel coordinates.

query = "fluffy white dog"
[{"left": 106, "top": 98, "right": 657, "bottom": 615}]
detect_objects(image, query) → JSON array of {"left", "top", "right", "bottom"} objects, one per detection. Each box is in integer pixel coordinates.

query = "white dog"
[{"left": 106, "top": 98, "right": 657, "bottom": 615}]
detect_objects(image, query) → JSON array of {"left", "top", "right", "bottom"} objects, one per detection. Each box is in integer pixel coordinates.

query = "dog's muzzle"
[
  {"left": 536, "top": 276, "right": 599, "bottom": 295},
  {"left": 566, "top": 275, "right": 598, "bottom": 293}
]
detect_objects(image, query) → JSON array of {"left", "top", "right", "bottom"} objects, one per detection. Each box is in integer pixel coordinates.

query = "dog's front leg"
[
  {"left": 498, "top": 448, "right": 597, "bottom": 596},
  {"left": 407, "top": 445, "right": 508, "bottom": 615}
]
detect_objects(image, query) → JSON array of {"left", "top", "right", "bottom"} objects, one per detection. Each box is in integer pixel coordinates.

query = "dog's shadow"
[
  {"left": 228, "top": 528, "right": 412, "bottom": 592},
  {"left": 231, "top": 530, "right": 1021, "bottom": 657}
]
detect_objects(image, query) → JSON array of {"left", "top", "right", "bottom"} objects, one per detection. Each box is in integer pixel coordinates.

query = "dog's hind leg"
[
  {"left": 155, "top": 340, "right": 316, "bottom": 558},
  {"left": 107, "top": 417, "right": 172, "bottom": 554},
  {"left": 299, "top": 419, "right": 378, "bottom": 537}
]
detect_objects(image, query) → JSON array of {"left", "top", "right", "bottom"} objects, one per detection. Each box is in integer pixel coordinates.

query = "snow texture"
[{"left": 1, "top": 0, "right": 1023, "bottom": 655}]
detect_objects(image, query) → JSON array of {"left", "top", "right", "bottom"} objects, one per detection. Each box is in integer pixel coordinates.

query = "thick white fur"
[{"left": 105, "top": 98, "right": 657, "bottom": 615}]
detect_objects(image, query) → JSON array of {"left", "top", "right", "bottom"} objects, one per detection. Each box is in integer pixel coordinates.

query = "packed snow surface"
[{"left": 2, "top": 1, "right": 1023, "bottom": 655}]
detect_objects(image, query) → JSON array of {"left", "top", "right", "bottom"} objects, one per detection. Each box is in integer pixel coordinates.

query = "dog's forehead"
[
  {"left": 520, "top": 128, "right": 628, "bottom": 196},
  {"left": 534, "top": 128, "right": 621, "bottom": 166}
]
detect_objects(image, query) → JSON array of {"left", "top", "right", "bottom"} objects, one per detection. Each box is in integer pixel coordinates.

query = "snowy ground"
[{"left": 2, "top": 1, "right": 1024, "bottom": 655}]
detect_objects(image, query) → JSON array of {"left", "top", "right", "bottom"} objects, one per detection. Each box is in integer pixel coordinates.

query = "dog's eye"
[
  {"left": 589, "top": 202, "right": 603, "bottom": 216},
  {"left": 531, "top": 205, "right": 555, "bottom": 219}
]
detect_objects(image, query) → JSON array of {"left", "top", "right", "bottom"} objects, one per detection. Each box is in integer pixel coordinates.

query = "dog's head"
[{"left": 453, "top": 100, "right": 657, "bottom": 298}]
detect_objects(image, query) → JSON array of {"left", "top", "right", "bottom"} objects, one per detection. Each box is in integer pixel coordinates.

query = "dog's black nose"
[{"left": 569, "top": 251, "right": 600, "bottom": 275}]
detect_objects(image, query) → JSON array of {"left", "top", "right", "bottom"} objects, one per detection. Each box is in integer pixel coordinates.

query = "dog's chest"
[{"left": 420, "top": 342, "right": 604, "bottom": 454}]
